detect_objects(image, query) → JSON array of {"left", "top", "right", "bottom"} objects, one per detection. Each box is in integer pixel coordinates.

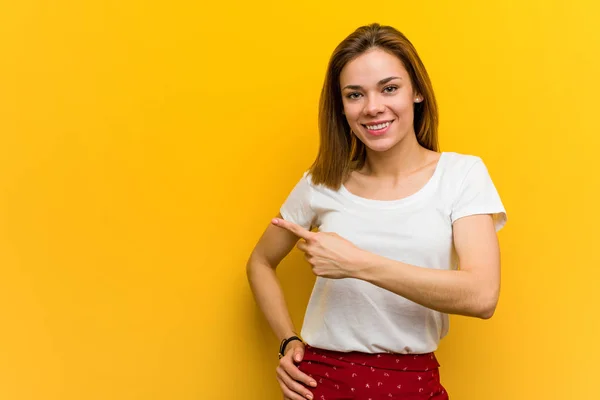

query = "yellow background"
[{"left": 1, "top": 1, "right": 598, "bottom": 399}]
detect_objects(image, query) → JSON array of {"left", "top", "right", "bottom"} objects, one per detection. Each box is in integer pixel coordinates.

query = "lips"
[
  {"left": 362, "top": 119, "right": 394, "bottom": 136},
  {"left": 363, "top": 120, "right": 392, "bottom": 130}
]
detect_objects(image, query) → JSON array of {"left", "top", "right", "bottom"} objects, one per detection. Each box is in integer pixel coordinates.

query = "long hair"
[{"left": 309, "top": 23, "right": 439, "bottom": 189}]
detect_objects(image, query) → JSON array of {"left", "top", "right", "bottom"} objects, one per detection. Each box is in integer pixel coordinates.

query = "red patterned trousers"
[{"left": 297, "top": 345, "right": 449, "bottom": 400}]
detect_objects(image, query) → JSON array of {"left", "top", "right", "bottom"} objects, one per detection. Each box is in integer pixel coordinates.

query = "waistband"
[{"left": 303, "top": 345, "right": 440, "bottom": 372}]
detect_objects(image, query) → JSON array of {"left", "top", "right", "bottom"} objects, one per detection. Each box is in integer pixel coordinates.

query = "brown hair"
[{"left": 309, "top": 23, "right": 439, "bottom": 189}]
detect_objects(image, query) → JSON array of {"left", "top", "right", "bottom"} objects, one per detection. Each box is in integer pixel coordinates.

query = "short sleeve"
[
  {"left": 451, "top": 158, "right": 507, "bottom": 231},
  {"left": 279, "top": 172, "right": 316, "bottom": 229}
]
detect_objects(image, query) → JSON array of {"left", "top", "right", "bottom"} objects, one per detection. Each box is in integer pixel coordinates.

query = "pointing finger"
[{"left": 272, "top": 218, "right": 314, "bottom": 240}]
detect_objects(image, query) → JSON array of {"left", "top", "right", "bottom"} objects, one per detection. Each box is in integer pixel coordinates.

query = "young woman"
[{"left": 247, "top": 23, "right": 507, "bottom": 400}]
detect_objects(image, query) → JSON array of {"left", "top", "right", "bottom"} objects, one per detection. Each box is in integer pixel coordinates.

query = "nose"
[{"left": 363, "top": 95, "right": 385, "bottom": 116}]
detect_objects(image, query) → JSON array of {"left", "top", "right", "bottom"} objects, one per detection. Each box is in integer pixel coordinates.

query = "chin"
[
  {"left": 364, "top": 143, "right": 397, "bottom": 153},
  {"left": 361, "top": 137, "right": 401, "bottom": 153}
]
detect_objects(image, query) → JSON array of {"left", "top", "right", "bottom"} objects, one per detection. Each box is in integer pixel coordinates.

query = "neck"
[{"left": 362, "top": 133, "right": 430, "bottom": 179}]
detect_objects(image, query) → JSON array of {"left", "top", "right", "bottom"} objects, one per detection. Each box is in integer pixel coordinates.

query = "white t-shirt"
[{"left": 279, "top": 152, "right": 507, "bottom": 354}]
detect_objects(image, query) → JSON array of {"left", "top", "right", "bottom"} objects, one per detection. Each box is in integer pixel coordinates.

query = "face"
[{"left": 339, "top": 48, "right": 422, "bottom": 153}]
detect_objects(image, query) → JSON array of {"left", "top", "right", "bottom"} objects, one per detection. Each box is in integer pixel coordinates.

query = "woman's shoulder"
[
  {"left": 297, "top": 170, "right": 328, "bottom": 194},
  {"left": 439, "top": 151, "right": 490, "bottom": 185},
  {"left": 301, "top": 170, "right": 316, "bottom": 186},
  {"left": 442, "top": 151, "right": 483, "bottom": 167}
]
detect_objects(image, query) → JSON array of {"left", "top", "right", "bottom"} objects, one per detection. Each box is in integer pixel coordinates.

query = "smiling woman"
[
  {"left": 340, "top": 51, "right": 425, "bottom": 154},
  {"left": 246, "top": 23, "right": 506, "bottom": 400}
]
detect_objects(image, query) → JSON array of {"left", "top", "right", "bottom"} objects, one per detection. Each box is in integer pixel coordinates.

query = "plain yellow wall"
[{"left": 0, "top": 1, "right": 598, "bottom": 399}]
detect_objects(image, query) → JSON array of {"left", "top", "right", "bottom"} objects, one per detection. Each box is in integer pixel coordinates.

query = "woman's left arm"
[
  {"left": 355, "top": 214, "right": 501, "bottom": 319},
  {"left": 272, "top": 213, "right": 501, "bottom": 320}
]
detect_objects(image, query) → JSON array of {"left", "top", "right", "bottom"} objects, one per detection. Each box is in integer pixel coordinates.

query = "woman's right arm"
[{"left": 246, "top": 213, "right": 317, "bottom": 400}]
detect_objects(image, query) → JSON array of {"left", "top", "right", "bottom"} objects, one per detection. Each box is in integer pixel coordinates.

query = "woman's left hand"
[{"left": 271, "top": 218, "right": 366, "bottom": 279}]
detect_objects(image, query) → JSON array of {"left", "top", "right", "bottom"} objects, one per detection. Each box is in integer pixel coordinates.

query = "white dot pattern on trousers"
[{"left": 298, "top": 349, "right": 446, "bottom": 399}]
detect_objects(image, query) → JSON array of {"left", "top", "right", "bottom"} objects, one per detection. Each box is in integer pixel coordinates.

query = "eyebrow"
[{"left": 342, "top": 76, "right": 402, "bottom": 91}]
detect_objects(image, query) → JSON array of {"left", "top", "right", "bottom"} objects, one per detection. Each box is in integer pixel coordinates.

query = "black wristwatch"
[{"left": 278, "top": 335, "right": 303, "bottom": 359}]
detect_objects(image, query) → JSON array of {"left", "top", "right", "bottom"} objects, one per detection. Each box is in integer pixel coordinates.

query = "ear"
[{"left": 414, "top": 94, "right": 423, "bottom": 103}]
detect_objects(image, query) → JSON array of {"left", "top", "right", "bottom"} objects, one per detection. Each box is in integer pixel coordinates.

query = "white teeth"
[{"left": 366, "top": 121, "right": 391, "bottom": 130}]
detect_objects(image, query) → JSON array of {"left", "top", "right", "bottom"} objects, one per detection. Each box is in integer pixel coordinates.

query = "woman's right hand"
[{"left": 276, "top": 341, "right": 317, "bottom": 400}]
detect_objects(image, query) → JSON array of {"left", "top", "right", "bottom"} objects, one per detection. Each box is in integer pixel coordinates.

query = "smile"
[
  {"left": 362, "top": 120, "right": 394, "bottom": 136},
  {"left": 364, "top": 121, "right": 392, "bottom": 130}
]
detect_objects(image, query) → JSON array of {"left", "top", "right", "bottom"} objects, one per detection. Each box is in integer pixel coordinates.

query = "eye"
[
  {"left": 383, "top": 85, "right": 398, "bottom": 93},
  {"left": 346, "top": 92, "right": 362, "bottom": 100}
]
